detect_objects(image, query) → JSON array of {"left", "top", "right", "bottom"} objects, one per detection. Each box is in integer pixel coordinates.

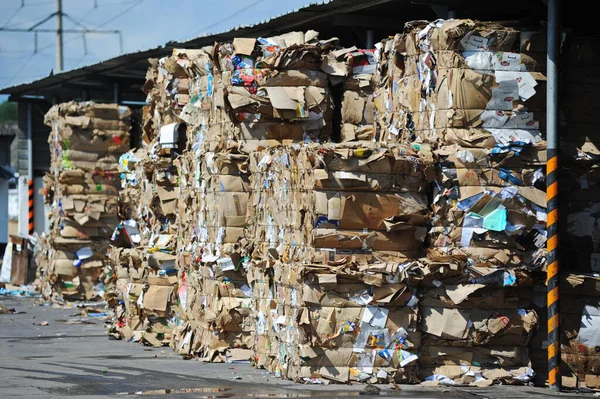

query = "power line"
[
  {"left": 24, "top": 0, "right": 55, "bottom": 5},
  {"left": 2, "top": 1, "right": 26, "bottom": 29},
  {"left": 95, "top": 0, "right": 145, "bottom": 29},
  {"left": 74, "top": 0, "right": 145, "bottom": 27},
  {"left": 2, "top": 0, "right": 143, "bottom": 84},
  {"left": 32, "top": 0, "right": 142, "bottom": 54},
  {"left": 0, "top": 74, "right": 44, "bottom": 79},
  {"left": 4, "top": 53, "right": 35, "bottom": 86},
  {"left": 0, "top": 1, "right": 125, "bottom": 66},
  {"left": 178, "top": 0, "right": 267, "bottom": 41},
  {"left": 77, "top": 0, "right": 100, "bottom": 25},
  {"left": 2, "top": 12, "right": 55, "bottom": 29}
]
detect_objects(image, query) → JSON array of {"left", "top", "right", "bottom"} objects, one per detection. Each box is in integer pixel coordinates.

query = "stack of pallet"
[{"left": 40, "top": 102, "right": 130, "bottom": 302}]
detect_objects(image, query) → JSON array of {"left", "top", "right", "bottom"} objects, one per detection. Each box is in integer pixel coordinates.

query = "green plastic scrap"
[{"left": 482, "top": 208, "right": 507, "bottom": 231}]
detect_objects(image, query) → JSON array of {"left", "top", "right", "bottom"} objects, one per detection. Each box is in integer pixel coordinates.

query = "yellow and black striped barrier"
[
  {"left": 546, "top": 150, "right": 560, "bottom": 390},
  {"left": 28, "top": 179, "right": 34, "bottom": 236}
]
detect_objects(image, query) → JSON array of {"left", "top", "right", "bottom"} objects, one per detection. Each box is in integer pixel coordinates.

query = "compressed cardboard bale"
[
  {"left": 107, "top": 153, "right": 180, "bottom": 346},
  {"left": 245, "top": 142, "right": 433, "bottom": 383},
  {"left": 373, "top": 20, "right": 546, "bottom": 149},
  {"left": 170, "top": 35, "right": 337, "bottom": 361},
  {"left": 368, "top": 19, "right": 547, "bottom": 386},
  {"left": 104, "top": 57, "right": 182, "bottom": 345},
  {"left": 251, "top": 257, "right": 423, "bottom": 384},
  {"left": 40, "top": 101, "right": 131, "bottom": 302},
  {"left": 429, "top": 144, "right": 547, "bottom": 271},
  {"left": 418, "top": 284, "right": 538, "bottom": 385},
  {"left": 420, "top": 144, "right": 543, "bottom": 384},
  {"left": 337, "top": 49, "right": 376, "bottom": 142}
]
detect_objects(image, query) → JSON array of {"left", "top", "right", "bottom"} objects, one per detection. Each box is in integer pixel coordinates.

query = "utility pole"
[
  {"left": 56, "top": 0, "right": 63, "bottom": 72},
  {"left": 0, "top": 1, "right": 122, "bottom": 73},
  {"left": 546, "top": 0, "right": 561, "bottom": 391}
]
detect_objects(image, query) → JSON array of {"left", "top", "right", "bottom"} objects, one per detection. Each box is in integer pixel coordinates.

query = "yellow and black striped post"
[
  {"left": 546, "top": 151, "right": 560, "bottom": 390},
  {"left": 546, "top": 0, "right": 560, "bottom": 391},
  {"left": 27, "top": 179, "right": 34, "bottom": 236}
]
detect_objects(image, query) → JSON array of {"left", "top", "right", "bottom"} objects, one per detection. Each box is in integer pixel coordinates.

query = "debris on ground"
[
  {"left": 360, "top": 385, "right": 381, "bottom": 395},
  {"left": 0, "top": 305, "right": 16, "bottom": 314}
]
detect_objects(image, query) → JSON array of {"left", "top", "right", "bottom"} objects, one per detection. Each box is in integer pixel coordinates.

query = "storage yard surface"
[{"left": 0, "top": 296, "right": 593, "bottom": 399}]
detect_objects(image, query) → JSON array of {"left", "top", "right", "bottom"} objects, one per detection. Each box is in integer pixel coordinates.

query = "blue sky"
[{"left": 0, "top": 0, "right": 324, "bottom": 101}]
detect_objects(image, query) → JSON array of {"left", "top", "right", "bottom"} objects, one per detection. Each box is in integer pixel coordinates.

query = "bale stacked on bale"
[
  {"left": 370, "top": 19, "right": 548, "bottom": 385},
  {"left": 171, "top": 31, "right": 338, "bottom": 362},
  {"left": 105, "top": 147, "right": 178, "bottom": 347},
  {"left": 94, "top": 21, "right": 562, "bottom": 387},
  {"left": 377, "top": 20, "right": 547, "bottom": 148},
  {"left": 171, "top": 47, "right": 256, "bottom": 361},
  {"left": 40, "top": 101, "right": 130, "bottom": 302},
  {"left": 247, "top": 142, "right": 433, "bottom": 383},
  {"left": 333, "top": 48, "right": 377, "bottom": 142},
  {"left": 103, "top": 57, "right": 184, "bottom": 347}
]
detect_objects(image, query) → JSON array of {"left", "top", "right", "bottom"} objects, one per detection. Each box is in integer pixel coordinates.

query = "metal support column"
[
  {"left": 27, "top": 102, "right": 34, "bottom": 236},
  {"left": 113, "top": 82, "right": 121, "bottom": 104},
  {"left": 56, "top": 0, "right": 63, "bottom": 71},
  {"left": 546, "top": 0, "right": 561, "bottom": 391},
  {"left": 366, "top": 29, "right": 374, "bottom": 49}
]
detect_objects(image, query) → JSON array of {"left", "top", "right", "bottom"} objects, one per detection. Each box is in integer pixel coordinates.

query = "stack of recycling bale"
[
  {"left": 169, "top": 47, "right": 255, "bottom": 360},
  {"left": 103, "top": 148, "right": 149, "bottom": 343},
  {"left": 247, "top": 142, "right": 433, "bottom": 383},
  {"left": 380, "top": 19, "right": 548, "bottom": 385},
  {"left": 103, "top": 58, "right": 183, "bottom": 347},
  {"left": 373, "top": 34, "right": 410, "bottom": 144},
  {"left": 41, "top": 101, "right": 130, "bottom": 302},
  {"left": 172, "top": 31, "right": 335, "bottom": 361}
]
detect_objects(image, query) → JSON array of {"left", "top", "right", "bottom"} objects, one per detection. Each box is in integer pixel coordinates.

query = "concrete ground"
[{"left": 0, "top": 296, "right": 596, "bottom": 399}]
